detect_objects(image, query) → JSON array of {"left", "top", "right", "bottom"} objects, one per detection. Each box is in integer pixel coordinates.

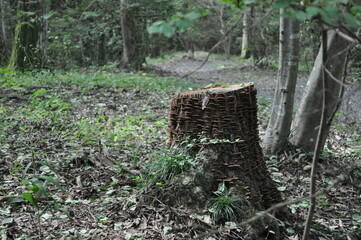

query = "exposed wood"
[{"left": 168, "top": 83, "right": 282, "bottom": 211}]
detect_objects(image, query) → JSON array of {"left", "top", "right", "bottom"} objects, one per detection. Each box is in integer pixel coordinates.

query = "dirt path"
[{"left": 151, "top": 53, "right": 361, "bottom": 126}]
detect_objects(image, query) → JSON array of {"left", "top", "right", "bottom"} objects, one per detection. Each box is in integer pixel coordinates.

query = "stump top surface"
[{"left": 178, "top": 83, "right": 255, "bottom": 96}]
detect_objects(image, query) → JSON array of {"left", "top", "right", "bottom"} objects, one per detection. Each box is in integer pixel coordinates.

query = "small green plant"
[
  {"left": 206, "top": 183, "right": 249, "bottom": 223},
  {"left": 3, "top": 160, "right": 70, "bottom": 237},
  {"left": 145, "top": 143, "right": 197, "bottom": 184},
  {"left": 204, "top": 82, "right": 222, "bottom": 88}
]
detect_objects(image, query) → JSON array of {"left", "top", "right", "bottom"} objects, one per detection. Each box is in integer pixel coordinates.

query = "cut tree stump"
[{"left": 167, "top": 83, "right": 282, "bottom": 210}]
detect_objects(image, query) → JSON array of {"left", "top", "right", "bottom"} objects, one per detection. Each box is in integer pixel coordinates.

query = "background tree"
[
  {"left": 120, "top": 0, "right": 145, "bottom": 69},
  {"left": 263, "top": 9, "right": 300, "bottom": 154},
  {"left": 8, "top": 0, "right": 42, "bottom": 70},
  {"left": 290, "top": 30, "right": 352, "bottom": 152},
  {"left": 240, "top": 9, "right": 251, "bottom": 59},
  {"left": 0, "top": 0, "right": 14, "bottom": 65}
]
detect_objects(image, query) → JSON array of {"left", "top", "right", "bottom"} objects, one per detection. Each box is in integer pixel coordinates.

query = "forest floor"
[{"left": 0, "top": 55, "right": 360, "bottom": 240}]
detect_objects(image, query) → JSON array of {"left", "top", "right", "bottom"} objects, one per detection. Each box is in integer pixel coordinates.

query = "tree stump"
[{"left": 167, "top": 83, "right": 282, "bottom": 210}]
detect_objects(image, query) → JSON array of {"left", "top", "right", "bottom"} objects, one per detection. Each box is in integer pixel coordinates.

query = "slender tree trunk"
[
  {"left": 8, "top": 0, "right": 40, "bottom": 70},
  {"left": 219, "top": 5, "right": 232, "bottom": 58},
  {"left": 120, "top": 0, "right": 145, "bottom": 69},
  {"left": 150, "top": 33, "right": 161, "bottom": 58},
  {"left": 38, "top": 0, "right": 48, "bottom": 68},
  {"left": 0, "top": 0, "right": 11, "bottom": 65},
  {"left": 263, "top": 11, "right": 300, "bottom": 154},
  {"left": 240, "top": 10, "right": 251, "bottom": 59},
  {"left": 302, "top": 28, "right": 329, "bottom": 240},
  {"left": 98, "top": 33, "right": 106, "bottom": 66},
  {"left": 290, "top": 30, "right": 351, "bottom": 152},
  {"left": 0, "top": 0, "right": 7, "bottom": 46}
]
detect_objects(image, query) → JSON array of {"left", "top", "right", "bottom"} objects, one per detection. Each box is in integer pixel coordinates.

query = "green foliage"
[
  {"left": 206, "top": 183, "right": 250, "bottom": 223},
  {"left": 0, "top": 69, "right": 199, "bottom": 238},
  {"left": 3, "top": 159, "right": 71, "bottom": 236},
  {"left": 349, "top": 45, "right": 361, "bottom": 82},
  {"left": 275, "top": 0, "right": 361, "bottom": 31},
  {"left": 148, "top": 11, "right": 208, "bottom": 37},
  {"left": 47, "top": 0, "right": 122, "bottom": 68},
  {"left": 145, "top": 142, "right": 197, "bottom": 184}
]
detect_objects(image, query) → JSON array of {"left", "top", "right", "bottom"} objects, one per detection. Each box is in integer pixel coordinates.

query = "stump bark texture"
[{"left": 168, "top": 84, "right": 282, "bottom": 210}]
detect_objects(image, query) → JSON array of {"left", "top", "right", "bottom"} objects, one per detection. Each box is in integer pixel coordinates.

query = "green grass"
[{"left": 0, "top": 67, "right": 198, "bottom": 92}]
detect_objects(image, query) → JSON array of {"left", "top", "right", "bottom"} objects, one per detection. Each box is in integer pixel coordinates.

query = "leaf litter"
[{"left": 0, "top": 65, "right": 360, "bottom": 239}]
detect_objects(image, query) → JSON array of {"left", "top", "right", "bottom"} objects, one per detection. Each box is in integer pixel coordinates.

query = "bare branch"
[{"left": 181, "top": 13, "right": 244, "bottom": 78}]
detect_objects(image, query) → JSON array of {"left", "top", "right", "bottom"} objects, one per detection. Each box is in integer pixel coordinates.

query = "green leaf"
[
  {"left": 22, "top": 192, "right": 38, "bottom": 208},
  {"left": 220, "top": 0, "right": 234, "bottom": 5},
  {"left": 44, "top": 0, "right": 52, "bottom": 7},
  {"left": 35, "top": 161, "right": 56, "bottom": 173},
  {"left": 324, "top": 5, "right": 340, "bottom": 21},
  {"left": 43, "top": 13, "right": 53, "bottom": 20},
  {"left": 4, "top": 197, "right": 25, "bottom": 204},
  {"left": 343, "top": 12, "right": 360, "bottom": 29},
  {"left": 294, "top": 11, "right": 306, "bottom": 21},
  {"left": 29, "top": 178, "right": 47, "bottom": 198},
  {"left": 37, "top": 175, "right": 65, "bottom": 192},
  {"left": 60, "top": 207, "right": 73, "bottom": 219},
  {"left": 174, "top": 18, "right": 192, "bottom": 32},
  {"left": 306, "top": 7, "right": 320, "bottom": 19},
  {"left": 148, "top": 21, "right": 163, "bottom": 34},
  {"left": 350, "top": 6, "right": 361, "bottom": 14},
  {"left": 31, "top": 88, "right": 51, "bottom": 98},
  {"left": 82, "top": 11, "right": 99, "bottom": 19},
  {"left": 201, "top": 11, "right": 210, "bottom": 17},
  {"left": 21, "top": 162, "right": 33, "bottom": 179},
  {"left": 274, "top": 0, "right": 296, "bottom": 9},
  {"left": 163, "top": 226, "right": 172, "bottom": 235},
  {"left": 277, "top": 186, "right": 287, "bottom": 191},
  {"left": 320, "top": 9, "right": 336, "bottom": 26},
  {"left": 299, "top": 202, "right": 309, "bottom": 208},
  {"left": 185, "top": 12, "right": 201, "bottom": 21},
  {"left": 161, "top": 23, "right": 175, "bottom": 37},
  {"left": 109, "top": 179, "right": 119, "bottom": 187},
  {"left": 26, "top": 184, "right": 40, "bottom": 192},
  {"left": 39, "top": 202, "right": 51, "bottom": 216}
]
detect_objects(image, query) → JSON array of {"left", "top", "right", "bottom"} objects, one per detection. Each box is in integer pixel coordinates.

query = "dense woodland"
[{"left": 0, "top": 0, "right": 361, "bottom": 239}]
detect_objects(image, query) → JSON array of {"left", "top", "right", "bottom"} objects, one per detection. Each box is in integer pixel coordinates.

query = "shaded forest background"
[
  {"left": 1, "top": 0, "right": 361, "bottom": 239},
  {"left": 1, "top": 0, "right": 359, "bottom": 71}
]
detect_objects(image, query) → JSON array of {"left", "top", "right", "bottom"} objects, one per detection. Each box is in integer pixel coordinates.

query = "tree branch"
[{"left": 301, "top": 28, "right": 329, "bottom": 240}]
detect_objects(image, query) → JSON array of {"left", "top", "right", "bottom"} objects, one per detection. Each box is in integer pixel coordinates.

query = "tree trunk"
[
  {"left": 98, "top": 33, "right": 106, "bottom": 66},
  {"left": 120, "top": 0, "right": 145, "bottom": 70},
  {"left": 263, "top": 12, "right": 300, "bottom": 154},
  {"left": 0, "top": 0, "right": 12, "bottom": 65},
  {"left": 38, "top": 0, "right": 48, "bottom": 68},
  {"left": 167, "top": 84, "right": 282, "bottom": 211},
  {"left": 218, "top": 4, "right": 232, "bottom": 58},
  {"left": 290, "top": 30, "right": 350, "bottom": 152},
  {"left": 150, "top": 33, "right": 161, "bottom": 58},
  {"left": 240, "top": 11, "right": 251, "bottom": 59},
  {"left": 8, "top": 0, "right": 40, "bottom": 70}
]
